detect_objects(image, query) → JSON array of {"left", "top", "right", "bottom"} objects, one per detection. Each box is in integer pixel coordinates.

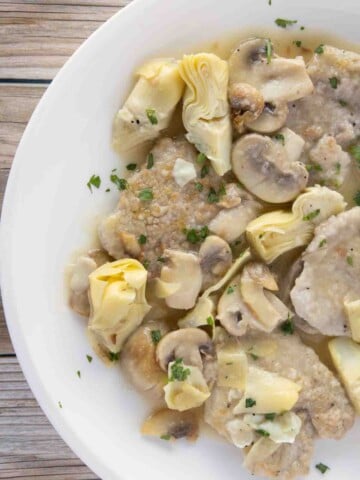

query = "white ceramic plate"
[{"left": 1, "top": 0, "right": 359, "bottom": 478}]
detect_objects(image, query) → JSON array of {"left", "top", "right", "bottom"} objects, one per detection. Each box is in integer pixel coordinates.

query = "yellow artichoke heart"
[
  {"left": 344, "top": 299, "right": 360, "bottom": 343},
  {"left": 179, "top": 53, "right": 232, "bottom": 176}
]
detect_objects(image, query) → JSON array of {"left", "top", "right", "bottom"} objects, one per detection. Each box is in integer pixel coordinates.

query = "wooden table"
[{"left": 0, "top": 2, "right": 131, "bottom": 478}]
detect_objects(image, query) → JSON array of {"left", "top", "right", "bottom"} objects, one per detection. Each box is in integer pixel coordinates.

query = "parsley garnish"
[
  {"left": 58, "top": 401, "right": 63, "bottom": 409},
  {"left": 200, "top": 165, "right": 209, "bottom": 178},
  {"left": 273, "top": 133, "right": 285, "bottom": 145},
  {"left": 197, "top": 152, "right": 207, "bottom": 164},
  {"left": 77, "top": 370, "right": 81, "bottom": 379},
  {"left": 329, "top": 77, "right": 339, "bottom": 89},
  {"left": 316, "top": 463, "right": 330, "bottom": 474},
  {"left": 335, "top": 162, "right": 341, "bottom": 174},
  {"left": 146, "top": 108, "right": 158, "bottom": 125},
  {"left": 306, "top": 163, "right": 323, "bottom": 172},
  {"left": 256, "top": 429, "right": 270, "bottom": 437},
  {"left": 109, "top": 352, "right": 119, "bottom": 362},
  {"left": 195, "top": 182, "right": 204, "bottom": 192},
  {"left": 349, "top": 145, "right": 360, "bottom": 166},
  {"left": 293, "top": 40, "right": 302, "bottom": 47},
  {"left": 150, "top": 330, "right": 162, "bottom": 345},
  {"left": 281, "top": 318, "right": 294, "bottom": 335},
  {"left": 157, "top": 256, "right": 166, "bottom": 263},
  {"left": 275, "top": 18, "right": 298, "bottom": 28},
  {"left": 206, "top": 316, "right": 215, "bottom": 327},
  {"left": 160, "top": 434, "right": 171, "bottom": 441},
  {"left": 208, "top": 188, "right": 219, "bottom": 203},
  {"left": 245, "top": 398, "right": 257, "bottom": 408},
  {"left": 339, "top": 99, "right": 348, "bottom": 107},
  {"left": 265, "top": 413, "right": 276, "bottom": 421},
  {"left": 319, "top": 239, "right": 327, "bottom": 248},
  {"left": 87, "top": 174, "right": 101, "bottom": 192},
  {"left": 184, "top": 226, "right": 209, "bottom": 244},
  {"left": 169, "top": 359, "right": 191, "bottom": 382},
  {"left": 315, "top": 44, "right": 324, "bottom": 54},
  {"left": 227, "top": 286, "right": 235, "bottom": 294},
  {"left": 303, "top": 209, "right": 320, "bottom": 221},
  {"left": 110, "top": 174, "right": 128, "bottom": 190},
  {"left": 138, "top": 234, "right": 147, "bottom": 245},
  {"left": 126, "top": 163, "right": 137, "bottom": 171},
  {"left": 354, "top": 191, "right": 360, "bottom": 206},
  {"left": 105, "top": 188, "right": 110, "bottom": 192},
  {"left": 147, "top": 153, "right": 154, "bottom": 169},
  {"left": 142, "top": 259, "right": 150, "bottom": 270},
  {"left": 265, "top": 39, "right": 273, "bottom": 64},
  {"left": 86, "top": 355, "right": 93, "bottom": 363},
  {"left": 138, "top": 188, "right": 153, "bottom": 201},
  {"left": 347, "top": 256, "right": 354, "bottom": 266},
  {"left": 268, "top": 0, "right": 272, "bottom": 4},
  {"left": 250, "top": 353, "right": 259, "bottom": 360}
]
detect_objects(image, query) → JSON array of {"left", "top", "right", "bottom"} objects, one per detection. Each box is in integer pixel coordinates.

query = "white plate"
[{"left": 1, "top": 0, "right": 359, "bottom": 478}]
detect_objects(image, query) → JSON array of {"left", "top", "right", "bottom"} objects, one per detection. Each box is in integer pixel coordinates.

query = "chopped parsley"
[
  {"left": 138, "top": 234, "right": 147, "bottom": 245},
  {"left": 86, "top": 355, "right": 93, "bottom": 363},
  {"left": 347, "top": 255, "right": 354, "bottom": 267},
  {"left": 157, "top": 256, "right": 166, "bottom": 263},
  {"left": 265, "top": 413, "right": 276, "bottom": 421},
  {"left": 293, "top": 40, "right": 302, "bottom": 47},
  {"left": 275, "top": 18, "right": 298, "bottom": 28},
  {"left": 329, "top": 77, "right": 339, "bottom": 89},
  {"left": 273, "top": 133, "right": 285, "bottom": 145},
  {"left": 110, "top": 174, "right": 128, "bottom": 190},
  {"left": 300, "top": 26, "right": 305, "bottom": 30},
  {"left": 184, "top": 226, "right": 209, "bottom": 244},
  {"left": 208, "top": 187, "right": 219, "bottom": 203},
  {"left": 150, "top": 329, "right": 162, "bottom": 345},
  {"left": 265, "top": 39, "right": 273, "bottom": 64},
  {"left": 268, "top": 0, "right": 272, "bottom": 5},
  {"left": 200, "top": 165, "right": 210, "bottom": 178},
  {"left": 256, "top": 429, "right": 270, "bottom": 437},
  {"left": 138, "top": 188, "right": 153, "bottom": 201},
  {"left": 349, "top": 145, "right": 360, "bottom": 166},
  {"left": 87, "top": 174, "right": 101, "bottom": 192},
  {"left": 77, "top": 370, "right": 81, "bottom": 379},
  {"left": 339, "top": 99, "right": 348, "bottom": 107},
  {"left": 195, "top": 182, "right": 204, "bottom": 192},
  {"left": 315, "top": 463, "right": 330, "bottom": 474},
  {"left": 354, "top": 191, "right": 360, "bottom": 206},
  {"left": 146, "top": 108, "right": 158, "bottom": 125},
  {"left": 281, "top": 318, "right": 294, "bottom": 335},
  {"left": 169, "top": 359, "right": 191, "bottom": 382},
  {"left": 250, "top": 353, "right": 259, "bottom": 361},
  {"left": 197, "top": 152, "right": 207, "bottom": 164},
  {"left": 245, "top": 398, "right": 257, "bottom": 408},
  {"left": 109, "top": 352, "right": 119, "bottom": 362},
  {"left": 58, "top": 401, "right": 63, "bottom": 409},
  {"left": 206, "top": 316, "right": 215, "bottom": 327},
  {"left": 105, "top": 188, "right": 110, "bottom": 192},
  {"left": 303, "top": 209, "right": 321, "bottom": 221},
  {"left": 160, "top": 434, "right": 171, "bottom": 441},
  {"left": 142, "top": 259, "right": 150, "bottom": 270},
  {"left": 319, "top": 239, "right": 327, "bottom": 248},
  {"left": 147, "top": 152, "right": 154, "bottom": 169},
  {"left": 315, "top": 44, "right": 325, "bottom": 54},
  {"left": 306, "top": 163, "right": 323, "bottom": 172},
  {"left": 227, "top": 286, "right": 235, "bottom": 294},
  {"left": 126, "top": 163, "right": 137, "bottom": 171}
]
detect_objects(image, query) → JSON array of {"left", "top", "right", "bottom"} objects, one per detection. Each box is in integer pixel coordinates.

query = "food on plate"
[{"left": 69, "top": 34, "right": 360, "bottom": 479}]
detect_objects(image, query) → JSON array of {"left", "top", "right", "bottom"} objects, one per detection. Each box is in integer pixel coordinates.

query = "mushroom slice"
[
  {"left": 247, "top": 101, "right": 289, "bottom": 134},
  {"left": 232, "top": 130, "right": 308, "bottom": 203},
  {"left": 246, "top": 186, "right": 346, "bottom": 264},
  {"left": 228, "top": 38, "right": 313, "bottom": 104},
  {"left": 156, "top": 328, "right": 214, "bottom": 372},
  {"left": 141, "top": 408, "right": 199, "bottom": 441},
  {"left": 199, "top": 235, "right": 232, "bottom": 289},
  {"left": 160, "top": 250, "right": 202, "bottom": 310},
  {"left": 228, "top": 82, "right": 265, "bottom": 134}
]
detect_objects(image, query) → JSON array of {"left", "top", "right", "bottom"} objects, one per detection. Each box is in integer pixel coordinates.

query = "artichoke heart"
[
  {"left": 113, "top": 58, "right": 185, "bottom": 151},
  {"left": 179, "top": 53, "right": 232, "bottom": 176},
  {"left": 344, "top": 299, "right": 360, "bottom": 343},
  {"left": 164, "top": 363, "right": 210, "bottom": 411},
  {"left": 88, "top": 259, "right": 151, "bottom": 358},
  {"left": 217, "top": 347, "right": 248, "bottom": 389},
  {"left": 246, "top": 186, "right": 346, "bottom": 263}
]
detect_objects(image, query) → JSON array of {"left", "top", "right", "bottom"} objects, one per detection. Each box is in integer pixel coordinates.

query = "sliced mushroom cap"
[
  {"left": 228, "top": 82, "right": 265, "bottom": 134},
  {"left": 160, "top": 250, "right": 202, "bottom": 309},
  {"left": 247, "top": 101, "right": 289, "bottom": 134},
  {"left": 199, "top": 236, "right": 232, "bottom": 289},
  {"left": 232, "top": 131, "right": 308, "bottom": 203},
  {"left": 228, "top": 38, "right": 313, "bottom": 104},
  {"left": 156, "top": 328, "right": 214, "bottom": 372},
  {"left": 141, "top": 408, "right": 200, "bottom": 441}
]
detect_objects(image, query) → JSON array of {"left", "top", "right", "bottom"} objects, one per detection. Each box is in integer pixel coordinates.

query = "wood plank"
[{"left": 0, "top": 296, "right": 13, "bottom": 355}]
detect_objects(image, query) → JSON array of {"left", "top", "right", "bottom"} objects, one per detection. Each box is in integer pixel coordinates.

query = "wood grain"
[{"left": 0, "top": 1, "right": 131, "bottom": 478}]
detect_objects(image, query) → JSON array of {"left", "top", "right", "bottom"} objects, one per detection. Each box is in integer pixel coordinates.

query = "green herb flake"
[
  {"left": 315, "top": 44, "right": 325, "bottom": 54},
  {"left": 306, "top": 163, "right": 323, "bottom": 172},
  {"left": 160, "top": 434, "right": 171, "bottom": 441},
  {"left": 268, "top": 0, "right": 272, "bottom": 5},
  {"left": 146, "top": 108, "right": 158, "bottom": 125},
  {"left": 150, "top": 330, "right": 162, "bottom": 345},
  {"left": 347, "top": 256, "right": 354, "bottom": 267},
  {"left": 303, "top": 209, "right": 321, "bottom": 221},
  {"left": 319, "top": 239, "right": 327, "bottom": 248},
  {"left": 335, "top": 162, "right": 341, "bottom": 174},
  {"left": 208, "top": 188, "right": 219, "bottom": 204},
  {"left": 275, "top": 18, "right": 298, "bottom": 28},
  {"left": 265, "top": 39, "right": 273, "bottom": 64},
  {"left": 354, "top": 191, "right": 360, "bottom": 206},
  {"left": 329, "top": 77, "right": 339, "bottom": 89},
  {"left": 195, "top": 182, "right": 204, "bottom": 192},
  {"left": 157, "top": 256, "right": 166, "bottom": 263},
  {"left": 110, "top": 174, "right": 128, "bottom": 191},
  {"left": 265, "top": 413, "right": 276, "bottom": 421},
  {"left": 126, "top": 163, "right": 137, "bottom": 171},
  {"left": 169, "top": 358, "right": 191, "bottom": 382},
  {"left": 138, "top": 188, "right": 154, "bottom": 201},
  {"left": 86, "top": 355, "right": 93, "bottom": 363},
  {"left": 245, "top": 398, "right": 257, "bottom": 408},
  {"left": 87, "top": 174, "right": 101, "bottom": 192},
  {"left": 316, "top": 463, "right": 330, "bottom": 474},
  {"left": 206, "top": 316, "right": 215, "bottom": 327},
  {"left": 281, "top": 318, "right": 294, "bottom": 335},
  {"left": 273, "top": 133, "right": 285, "bottom": 145},
  {"left": 200, "top": 165, "right": 209, "bottom": 178},
  {"left": 300, "top": 26, "right": 305, "bottom": 30},
  {"left": 109, "top": 352, "right": 120, "bottom": 362},
  {"left": 197, "top": 152, "right": 207, "bottom": 164},
  {"left": 256, "top": 429, "right": 270, "bottom": 437},
  {"left": 147, "top": 152, "right": 154, "bottom": 169},
  {"left": 142, "top": 259, "right": 150, "bottom": 270},
  {"left": 250, "top": 353, "right": 259, "bottom": 361},
  {"left": 227, "top": 286, "right": 235, "bottom": 295},
  {"left": 349, "top": 145, "right": 360, "bottom": 166},
  {"left": 105, "top": 188, "right": 111, "bottom": 192},
  {"left": 339, "top": 99, "right": 348, "bottom": 107},
  {"left": 138, "top": 234, "right": 147, "bottom": 245},
  {"left": 293, "top": 40, "right": 302, "bottom": 47},
  {"left": 58, "top": 401, "right": 63, "bottom": 409},
  {"left": 184, "top": 226, "right": 209, "bottom": 244},
  {"left": 77, "top": 370, "right": 81, "bottom": 379}
]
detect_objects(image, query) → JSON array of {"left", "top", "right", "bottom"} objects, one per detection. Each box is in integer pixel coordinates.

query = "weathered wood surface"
[{"left": 0, "top": 1, "right": 132, "bottom": 478}]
